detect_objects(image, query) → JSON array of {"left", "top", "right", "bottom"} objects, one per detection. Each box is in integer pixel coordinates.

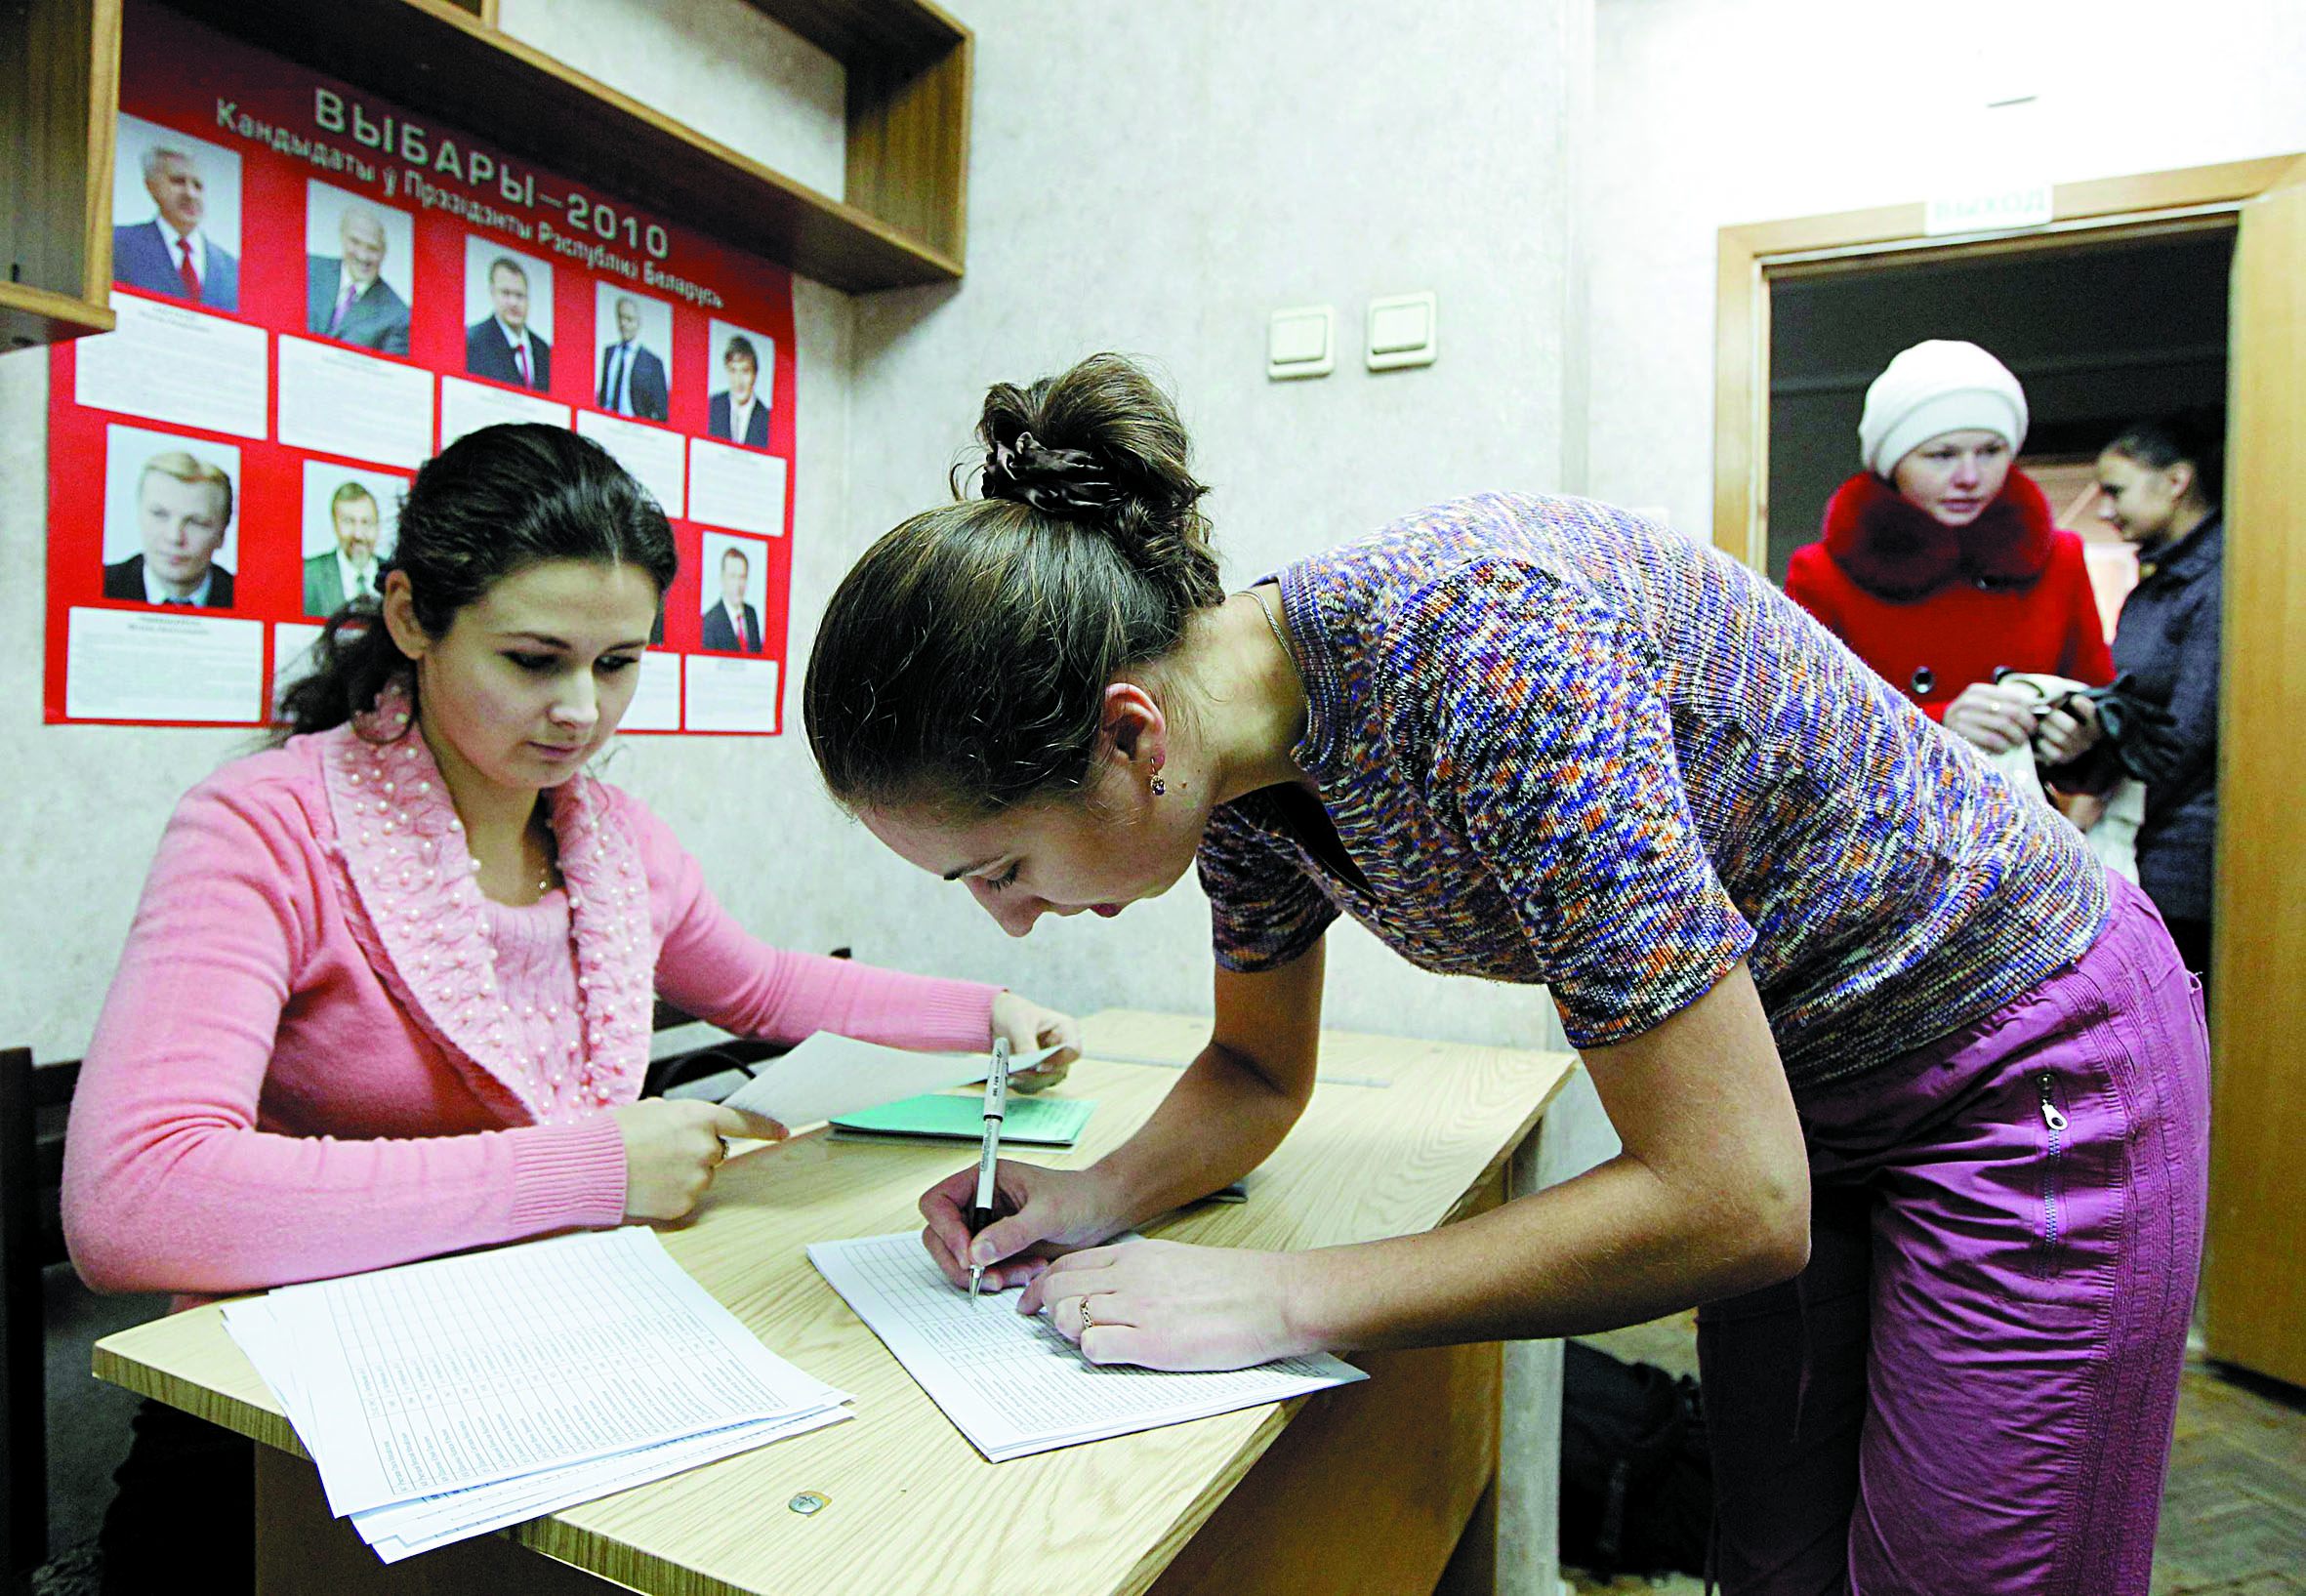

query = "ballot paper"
[
  {"left": 806, "top": 1231, "right": 1367, "bottom": 1462},
  {"left": 721, "top": 1032, "right": 1064, "bottom": 1130},
  {"left": 222, "top": 1227, "right": 850, "bottom": 1557}
]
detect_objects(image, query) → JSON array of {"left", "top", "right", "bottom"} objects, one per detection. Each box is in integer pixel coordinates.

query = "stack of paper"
[
  {"left": 807, "top": 1232, "right": 1367, "bottom": 1462},
  {"left": 223, "top": 1227, "right": 849, "bottom": 1562}
]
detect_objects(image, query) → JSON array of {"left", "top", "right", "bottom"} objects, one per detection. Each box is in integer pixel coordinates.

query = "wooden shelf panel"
[
  {"left": 162, "top": 0, "right": 963, "bottom": 294},
  {"left": 0, "top": 280, "right": 118, "bottom": 351},
  {"left": 1, "top": 0, "right": 121, "bottom": 346},
  {"left": 751, "top": 0, "right": 966, "bottom": 70}
]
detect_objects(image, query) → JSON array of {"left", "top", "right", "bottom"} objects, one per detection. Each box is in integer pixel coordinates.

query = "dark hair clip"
[{"left": 983, "top": 430, "right": 1116, "bottom": 518}]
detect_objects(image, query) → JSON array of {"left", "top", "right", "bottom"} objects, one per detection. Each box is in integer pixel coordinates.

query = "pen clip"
[{"left": 986, "top": 1036, "right": 1010, "bottom": 1122}]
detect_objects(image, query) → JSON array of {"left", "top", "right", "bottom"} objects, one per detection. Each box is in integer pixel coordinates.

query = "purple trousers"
[{"left": 1699, "top": 874, "right": 2209, "bottom": 1595}]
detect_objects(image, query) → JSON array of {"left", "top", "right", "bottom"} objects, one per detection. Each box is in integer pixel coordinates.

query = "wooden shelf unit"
[
  {"left": 0, "top": 0, "right": 969, "bottom": 350},
  {"left": 1, "top": 0, "right": 124, "bottom": 348}
]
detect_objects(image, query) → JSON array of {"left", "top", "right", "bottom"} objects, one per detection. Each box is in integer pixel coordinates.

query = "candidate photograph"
[
  {"left": 111, "top": 116, "right": 241, "bottom": 312},
  {"left": 595, "top": 286, "right": 672, "bottom": 422},
  {"left": 698, "top": 534, "right": 767, "bottom": 654},
  {"left": 306, "top": 182, "right": 413, "bottom": 355},
  {"left": 101, "top": 427, "right": 240, "bottom": 609},
  {"left": 300, "top": 463, "right": 405, "bottom": 618},
  {"left": 462, "top": 237, "right": 554, "bottom": 390},
  {"left": 705, "top": 319, "right": 773, "bottom": 447}
]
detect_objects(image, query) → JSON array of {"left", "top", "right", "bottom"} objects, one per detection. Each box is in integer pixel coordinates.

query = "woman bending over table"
[{"left": 801, "top": 354, "right": 2205, "bottom": 1596}]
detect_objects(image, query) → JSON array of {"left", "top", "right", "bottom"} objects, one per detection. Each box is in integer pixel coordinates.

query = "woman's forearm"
[
  {"left": 1285, "top": 1147, "right": 1809, "bottom": 1351},
  {"left": 1094, "top": 1042, "right": 1309, "bottom": 1228}
]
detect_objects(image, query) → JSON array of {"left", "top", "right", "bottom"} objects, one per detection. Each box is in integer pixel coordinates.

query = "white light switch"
[
  {"left": 1365, "top": 292, "right": 1437, "bottom": 370},
  {"left": 1268, "top": 306, "right": 1336, "bottom": 380}
]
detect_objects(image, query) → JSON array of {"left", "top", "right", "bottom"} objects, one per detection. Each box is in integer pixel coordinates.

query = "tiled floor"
[{"left": 1564, "top": 1314, "right": 2306, "bottom": 1596}]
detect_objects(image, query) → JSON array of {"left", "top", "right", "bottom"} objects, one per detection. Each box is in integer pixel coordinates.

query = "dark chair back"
[
  {"left": 2, "top": 1047, "right": 79, "bottom": 1577},
  {"left": 643, "top": 949, "right": 851, "bottom": 1100}
]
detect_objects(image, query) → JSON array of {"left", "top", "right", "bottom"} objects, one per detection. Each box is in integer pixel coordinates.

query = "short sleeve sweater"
[{"left": 1196, "top": 494, "right": 2106, "bottom": 1087}]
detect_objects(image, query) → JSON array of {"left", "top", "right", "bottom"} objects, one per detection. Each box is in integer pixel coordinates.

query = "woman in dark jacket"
[{"left": 2063, "top": 415, "right": 2224, "bottom": 987}]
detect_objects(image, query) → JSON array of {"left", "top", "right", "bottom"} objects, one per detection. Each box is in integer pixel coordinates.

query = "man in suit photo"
[
  {"left": 113, "top": 145, "right": 239, "bottom": 311},
  {"left": 699, "top": 546, "right": 763, "bottom": 653},
  {"left": 597, "top": 296, "right": 670, "bottom": 421},
  {"left": 307, "top": 205, "right": 410, "bottom": 355},
  {"left": 303, "top": 481, "right": 385, "bottom": 618},
  {"left": 465, "top": 256, "right": 551, "bottom": 389},
  {"left": 707, "top": 335, "right": 769, "bottom": 446},
  {"left": 103, "top": 451, "right": 236, "bottom": 608}
]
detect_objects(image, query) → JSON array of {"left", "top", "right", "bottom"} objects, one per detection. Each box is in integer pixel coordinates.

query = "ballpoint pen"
[{"left": 967, "top": 1035, "right": 1010, "bottom": 1303}]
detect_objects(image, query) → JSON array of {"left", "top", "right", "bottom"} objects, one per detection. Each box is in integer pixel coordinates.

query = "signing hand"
[
  {"left": 611, "top": 1099, "right": 785, "bottom": 1222},
  {"left": 1942, "top": 681, "right": 2041, "bottom": 754},
  {"left": 989, "top": 991, "right": 1081, "bottom": 1093},
  {"left": 919, "top": 1160, "right": 1123, "bottom": 1292},
  {"left": 1021, "top": 1239, "right": 1319, "bottom": 1371}
]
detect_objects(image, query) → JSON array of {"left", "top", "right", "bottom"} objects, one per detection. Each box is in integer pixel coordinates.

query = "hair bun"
[
  {"left": 966, "top": 354, "right": 1222, "bottom": 611},
  {"left": 981, "top": 430, "right": 1116, "bottom": 518}
]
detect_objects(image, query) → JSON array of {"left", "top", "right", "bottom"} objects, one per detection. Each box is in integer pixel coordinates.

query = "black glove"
[{"left": 2057, "top": 675, "right": 2181, "bottom": 785}]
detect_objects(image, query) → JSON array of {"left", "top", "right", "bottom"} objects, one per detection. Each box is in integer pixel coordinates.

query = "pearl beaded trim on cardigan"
[{"left": 319, "top": 686, "right": 654, "bottom": 1125}]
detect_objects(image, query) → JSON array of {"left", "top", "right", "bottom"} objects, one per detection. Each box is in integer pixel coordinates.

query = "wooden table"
[{"left": 92, "top": 1010, "right": 1576, "bottom": 1596}]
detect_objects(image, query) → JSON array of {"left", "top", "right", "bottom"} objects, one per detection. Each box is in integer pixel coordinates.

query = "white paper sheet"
[
  {"left": 438, "top": 374, "right": 572, "bottom": 447},
  {"left": 75, "top": 292, "right": 270, "bottom": 440},
  {"left": 806, "top": 1232, "right": 1367, "bottom": 1462},
  {"left": 681, "top": 653, "right": 781, "bottom": 733},
  {"left": 720, "top": 1032, "right": 999, "bottom": 1129},
  {"left": 64, "top": 606, "right": 265, "bottom": 722},
  {"left": 222, "top": 1227, "right": 846, "bottom": 1519},
  {"left": 617, "top": 649, "right": 682, "bottom": 732},
  {"left": 356, "top": 1408, "right": 848, "bottom": 1562},
  {"left": 276, "top": 336, "right": 435, "bottom": 469},
  {"left": 686, "top": 435, "right": 786, "bottom": 535},
  {"left": 574, "top": 409, "right": 686, "bottom": 518}
]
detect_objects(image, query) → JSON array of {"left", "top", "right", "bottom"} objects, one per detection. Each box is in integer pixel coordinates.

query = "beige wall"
[{"left": 3, "top": 0, "right": 1588, "bottom": 1060}]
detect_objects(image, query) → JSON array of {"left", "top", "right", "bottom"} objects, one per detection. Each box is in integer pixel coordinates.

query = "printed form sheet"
[
  {"left": 807, "top": 1232, "right": 1366, "bottom": 1462},
  {"left": 224, "top": 1227, "right": 848, "bottom": 1522}
]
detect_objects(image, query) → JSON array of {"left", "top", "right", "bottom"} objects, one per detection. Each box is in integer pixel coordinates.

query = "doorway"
[{"left": 1713, "top": 156, "right": 2306, "bottom": 1391}]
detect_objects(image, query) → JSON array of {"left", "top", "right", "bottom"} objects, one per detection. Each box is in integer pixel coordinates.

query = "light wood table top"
[{"left": 93, "top": 1009, "right": 1575, "bottom": 1596}]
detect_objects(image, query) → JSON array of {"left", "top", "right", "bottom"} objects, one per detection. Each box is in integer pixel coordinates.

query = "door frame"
[{"left": 1713, "top": 152, "right": 2306, "bottom": 1385}]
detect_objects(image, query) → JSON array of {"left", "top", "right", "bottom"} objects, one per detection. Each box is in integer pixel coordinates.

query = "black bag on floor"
[{"left": 1558, "top": 1339, "right": 1712, "bottom": 1578}]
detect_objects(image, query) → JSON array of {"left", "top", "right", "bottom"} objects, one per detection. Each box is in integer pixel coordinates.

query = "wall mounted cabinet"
[{"left": 1, "top": 0, "right": 969, "bottom": 349}]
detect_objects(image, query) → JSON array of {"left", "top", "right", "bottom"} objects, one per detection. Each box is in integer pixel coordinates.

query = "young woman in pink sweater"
[{"left": 64, "top": 422, "right": 1074, "bottom": 1591}]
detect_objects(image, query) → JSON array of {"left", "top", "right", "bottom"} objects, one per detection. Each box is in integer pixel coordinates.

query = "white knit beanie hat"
[{"left": 1858, "top": 340, "right": 2029, "bottom": 477}]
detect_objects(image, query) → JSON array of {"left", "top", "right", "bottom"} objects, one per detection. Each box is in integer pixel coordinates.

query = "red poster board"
[{"left": 47, "top": 0, "right": 798, "bottom": 734}]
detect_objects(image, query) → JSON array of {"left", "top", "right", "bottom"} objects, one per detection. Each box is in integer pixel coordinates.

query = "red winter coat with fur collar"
[{"left": 1783, "top": 470, "right": 2113, "bottom": 721}]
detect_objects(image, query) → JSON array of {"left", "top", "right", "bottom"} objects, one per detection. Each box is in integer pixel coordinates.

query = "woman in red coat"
[{"left": 1784, "top": 339, "right": 2113, "bottom": 755}]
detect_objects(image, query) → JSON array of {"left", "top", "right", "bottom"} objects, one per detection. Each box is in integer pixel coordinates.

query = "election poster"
[{"left": 47, "top": 0, "right": 798, "bottom": 733}]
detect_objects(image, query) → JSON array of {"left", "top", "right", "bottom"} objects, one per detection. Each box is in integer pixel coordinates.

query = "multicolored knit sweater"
[{"left": 1198, "top": 493, "right": 2107, "bottom": 1086}]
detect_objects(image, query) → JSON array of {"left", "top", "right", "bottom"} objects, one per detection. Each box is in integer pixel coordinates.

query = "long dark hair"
[
  {"left": 803, "top": 354, "right": 1223, "bottom": 813},
  {"left": 2103, "top": 410, "right": 2224, "bottom": 509},
  {"left": 273, "top": 424, "right": 677, "bottom": 743}
]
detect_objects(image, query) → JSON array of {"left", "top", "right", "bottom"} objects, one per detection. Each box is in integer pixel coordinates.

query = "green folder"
[{"left": 828, "top": 1092, "right": 1096, "bottom": 1148}]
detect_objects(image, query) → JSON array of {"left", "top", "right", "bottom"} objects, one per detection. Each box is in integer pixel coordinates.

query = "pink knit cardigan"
[{"left": 62, "top": 706, "right": 999, "bottom": 1298}]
